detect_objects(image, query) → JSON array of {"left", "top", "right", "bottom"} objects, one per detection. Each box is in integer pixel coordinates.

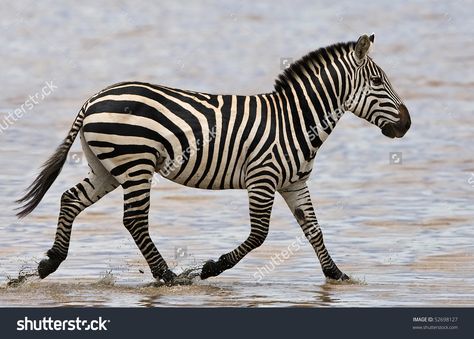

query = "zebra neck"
[
  {"left": 271, "top": 42, "right": 358, "bottom": 154},
  {"left": 270, "top": 88, "right": 347, "bottom": 154}
]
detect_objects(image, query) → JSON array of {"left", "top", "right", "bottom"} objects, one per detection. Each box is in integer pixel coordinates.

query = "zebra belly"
[{"left": 157, "top": 129, "right": 248, "bottom": 190}]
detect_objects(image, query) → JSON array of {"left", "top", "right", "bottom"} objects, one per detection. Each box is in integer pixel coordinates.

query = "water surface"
[{"left": 0, "top": 0, "right": 473, "bottom": 307}]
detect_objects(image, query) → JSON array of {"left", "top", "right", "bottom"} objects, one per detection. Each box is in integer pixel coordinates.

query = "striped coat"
[{"left": 17, "top": 34, "right": 410, "bottom": 284}]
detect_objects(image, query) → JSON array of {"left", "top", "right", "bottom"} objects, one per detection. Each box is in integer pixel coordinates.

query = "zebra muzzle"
[{"left": 382, "top": 104, "right": 411, "bottom": 138}]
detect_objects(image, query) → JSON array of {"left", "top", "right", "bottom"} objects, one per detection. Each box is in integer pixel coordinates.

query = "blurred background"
[{"left": 0, "top": 0, "right": 472, "bottom": 306}]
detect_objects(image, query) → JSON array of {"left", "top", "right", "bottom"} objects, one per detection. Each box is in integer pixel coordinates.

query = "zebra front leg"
[
  {"left": 38, "top": 173, "right": 119, "bottom": 278},
  {"left": 279, "top": 182, "right": 349, "bottom": 281},
  {"left": 122, "top": 182, "right": 179, "bottom": 285},
  {"left": 201, "top": 183, "right": 275, "bottom": 279}
]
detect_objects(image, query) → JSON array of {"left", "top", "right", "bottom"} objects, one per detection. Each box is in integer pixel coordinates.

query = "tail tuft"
[
  {"left": 16, "top": 140, "right": 72, "bottom": 218},
  {"left": 15, "top": 105, "right": 86, "bottom": 218}
]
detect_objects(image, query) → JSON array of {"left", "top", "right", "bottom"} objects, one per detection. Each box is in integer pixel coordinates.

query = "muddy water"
[{"left": 0, "top": 0, "right": 473, "bottom": 307}]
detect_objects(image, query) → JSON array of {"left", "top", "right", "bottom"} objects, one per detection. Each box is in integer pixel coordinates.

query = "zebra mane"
[{"left": 274, "top": 41, "right": 356, "bottom": 92}]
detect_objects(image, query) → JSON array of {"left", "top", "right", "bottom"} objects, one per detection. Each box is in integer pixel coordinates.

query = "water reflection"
[{"left": 0, "top": 0, "right": 473, "bottom": 306}]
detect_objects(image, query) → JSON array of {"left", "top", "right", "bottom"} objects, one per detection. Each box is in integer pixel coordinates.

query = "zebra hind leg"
[
  {"left": 121, "top": 174, "right": 187, "bottom": 285},
  {"left": 85, "top": 134, "right": 183, "bottom": 285},
  {"left": 38, "top": 171, "right": 119, "bottom": 279}
]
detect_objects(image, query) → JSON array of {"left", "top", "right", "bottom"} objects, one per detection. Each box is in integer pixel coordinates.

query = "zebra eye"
[{"left": 371, "top": 76, "right": 383, "bottom": 86}]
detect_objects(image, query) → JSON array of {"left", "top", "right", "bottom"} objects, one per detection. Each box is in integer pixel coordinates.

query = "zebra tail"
[{"left": 15, "top": 106, "right": 87, "bottom": 218}]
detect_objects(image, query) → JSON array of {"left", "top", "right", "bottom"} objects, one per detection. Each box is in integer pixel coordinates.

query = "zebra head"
[{"left": 345, "top": 34, "right": 411, "bottom": 138}]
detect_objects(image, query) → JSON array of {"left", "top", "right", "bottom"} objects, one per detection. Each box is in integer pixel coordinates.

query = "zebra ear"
[
  {"left": 369, "top": 33, "right": 375, "bottom": 43},
  {"left": 355, "top": 34, "right": 372, "bottom": 61}
]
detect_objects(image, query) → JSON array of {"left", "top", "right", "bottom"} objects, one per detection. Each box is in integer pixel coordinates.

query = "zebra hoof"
[
  {"left": 162, "top": 269, "right": 177, "bottom": 286},
  {"left": 37, "top": 258, "right": 61, "bottom": 279},
  {"left": 323, "top": 266, "right": 350, "bottom": 281},
  {"left": 200, "top": 260, "right": 222, "bottom": 280},
  {"left": 171, "top": 276, "right": 193, "bottom": 286},
  {"left": 341, "top": 273, "right": 350, "bottom": 281},
  {"left": 160, "top": 269, "right": 193, "bottom": 286}
]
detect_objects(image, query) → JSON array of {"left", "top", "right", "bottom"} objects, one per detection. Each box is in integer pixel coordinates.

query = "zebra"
[{"left": 16, "top": 34, "right": 410, "bottom": 285}]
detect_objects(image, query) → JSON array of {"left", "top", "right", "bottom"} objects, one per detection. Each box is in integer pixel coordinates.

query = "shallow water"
[{"left": 0, "top": 0, "right": 473, "bottom": 307}]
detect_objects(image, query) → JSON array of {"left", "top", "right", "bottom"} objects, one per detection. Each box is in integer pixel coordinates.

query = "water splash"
[
  {"left": 146, "top": 265, "right": 202, "bottom": 287},
  {"left": 325, "top": 275, "right": 367, "bottom": 286},
  {"left": 95, "top": 270, "right": 116, "bottom": 286},
  {"left": 174, "top": 265, "right": 202, "bottom": 285},
  {"left": 6, "top": 267, "right": 38, "bottom": 287}
]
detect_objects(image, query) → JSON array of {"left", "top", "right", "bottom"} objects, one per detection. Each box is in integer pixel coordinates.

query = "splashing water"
[
  {"left": 0, "top": 0, "right": 473, "bottom": 307},
  {"left": 6, "top": 268, "right": 38, "bottom": 288},
  {"left": 95, "top": 270, "right": 116, "bottom": 286},
  {"left": 147, "top": 266, "right": 203, "bottom": 287}
]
